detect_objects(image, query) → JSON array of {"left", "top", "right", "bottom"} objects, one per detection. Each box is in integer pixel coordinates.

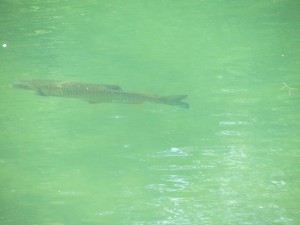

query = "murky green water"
[{"left": 1, "top": 1, "right": 299, "bottom": 224}]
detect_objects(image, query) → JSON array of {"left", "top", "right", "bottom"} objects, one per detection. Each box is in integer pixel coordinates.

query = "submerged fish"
[{"left": 10, "top": 79, "right": 189, "bottom": 108}]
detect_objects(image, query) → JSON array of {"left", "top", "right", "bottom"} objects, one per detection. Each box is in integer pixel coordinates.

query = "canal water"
[{"left": 1, "top": 1, "right": 299, "bottom": 224}]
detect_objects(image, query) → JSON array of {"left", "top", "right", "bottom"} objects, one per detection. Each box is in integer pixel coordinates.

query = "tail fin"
[{"left": 161, "top": 95, "right": 189, "bottom": 108}]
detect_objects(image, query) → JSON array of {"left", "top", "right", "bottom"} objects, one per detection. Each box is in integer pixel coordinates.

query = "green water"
[{"left": 1, "top": 1, "right": 299, "bottom": 224}]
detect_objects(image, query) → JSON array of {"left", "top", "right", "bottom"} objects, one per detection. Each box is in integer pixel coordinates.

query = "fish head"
[{"left": 10, "top": 80, "right": 39, "bottom": 91}]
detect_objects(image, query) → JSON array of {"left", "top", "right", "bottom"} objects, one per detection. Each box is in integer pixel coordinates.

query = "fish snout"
[{"left": 10, "top": 81, "right": 33, "bottom": 90}]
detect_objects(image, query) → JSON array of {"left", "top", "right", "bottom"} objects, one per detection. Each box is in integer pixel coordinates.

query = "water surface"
[{"left": 1, "top": 1, "right": 299, "bottom": 224}]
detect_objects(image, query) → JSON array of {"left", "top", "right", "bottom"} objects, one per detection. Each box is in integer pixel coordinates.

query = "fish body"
[{"left": 10, "top": 79, "right": 189, "bottom": 108}]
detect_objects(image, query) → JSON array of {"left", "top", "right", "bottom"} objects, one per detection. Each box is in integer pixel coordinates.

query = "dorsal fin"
[{"left": 103, "top": 84, "right": 122, "bottom": 91}]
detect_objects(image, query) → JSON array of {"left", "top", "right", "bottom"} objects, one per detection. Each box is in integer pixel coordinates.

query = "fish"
[{"left": 10, "top": 79, "right": 189, "bottom": 108}]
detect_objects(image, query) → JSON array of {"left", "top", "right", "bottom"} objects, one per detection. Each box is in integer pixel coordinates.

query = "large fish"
[{"left": 10, "top": 79, "right": 189, "bottom": 108}]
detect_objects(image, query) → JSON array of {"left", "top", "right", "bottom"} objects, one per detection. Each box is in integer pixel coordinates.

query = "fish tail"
[{"left": 160, "top": 95, "right": 189, "bottom": 108}]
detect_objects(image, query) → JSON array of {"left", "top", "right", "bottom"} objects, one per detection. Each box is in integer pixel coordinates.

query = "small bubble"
[{"left": 2, "top": 43, "right": 7, "bottom": 48}]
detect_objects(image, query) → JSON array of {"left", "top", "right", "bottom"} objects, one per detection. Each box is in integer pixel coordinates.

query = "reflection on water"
[
  {"left": 147, "top": 174, "right": 190, "bottom": 193},
  {"left": 154, "top": 147, "right": 189, "bottom": 157}
]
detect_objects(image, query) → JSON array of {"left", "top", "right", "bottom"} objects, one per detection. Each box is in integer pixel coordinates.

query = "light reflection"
[
  {"left": 146, "top": 175, "right": 189, "bottom": 193},
  {"left": 161, "top": 147, "right": 188, "bottom": 157}
]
